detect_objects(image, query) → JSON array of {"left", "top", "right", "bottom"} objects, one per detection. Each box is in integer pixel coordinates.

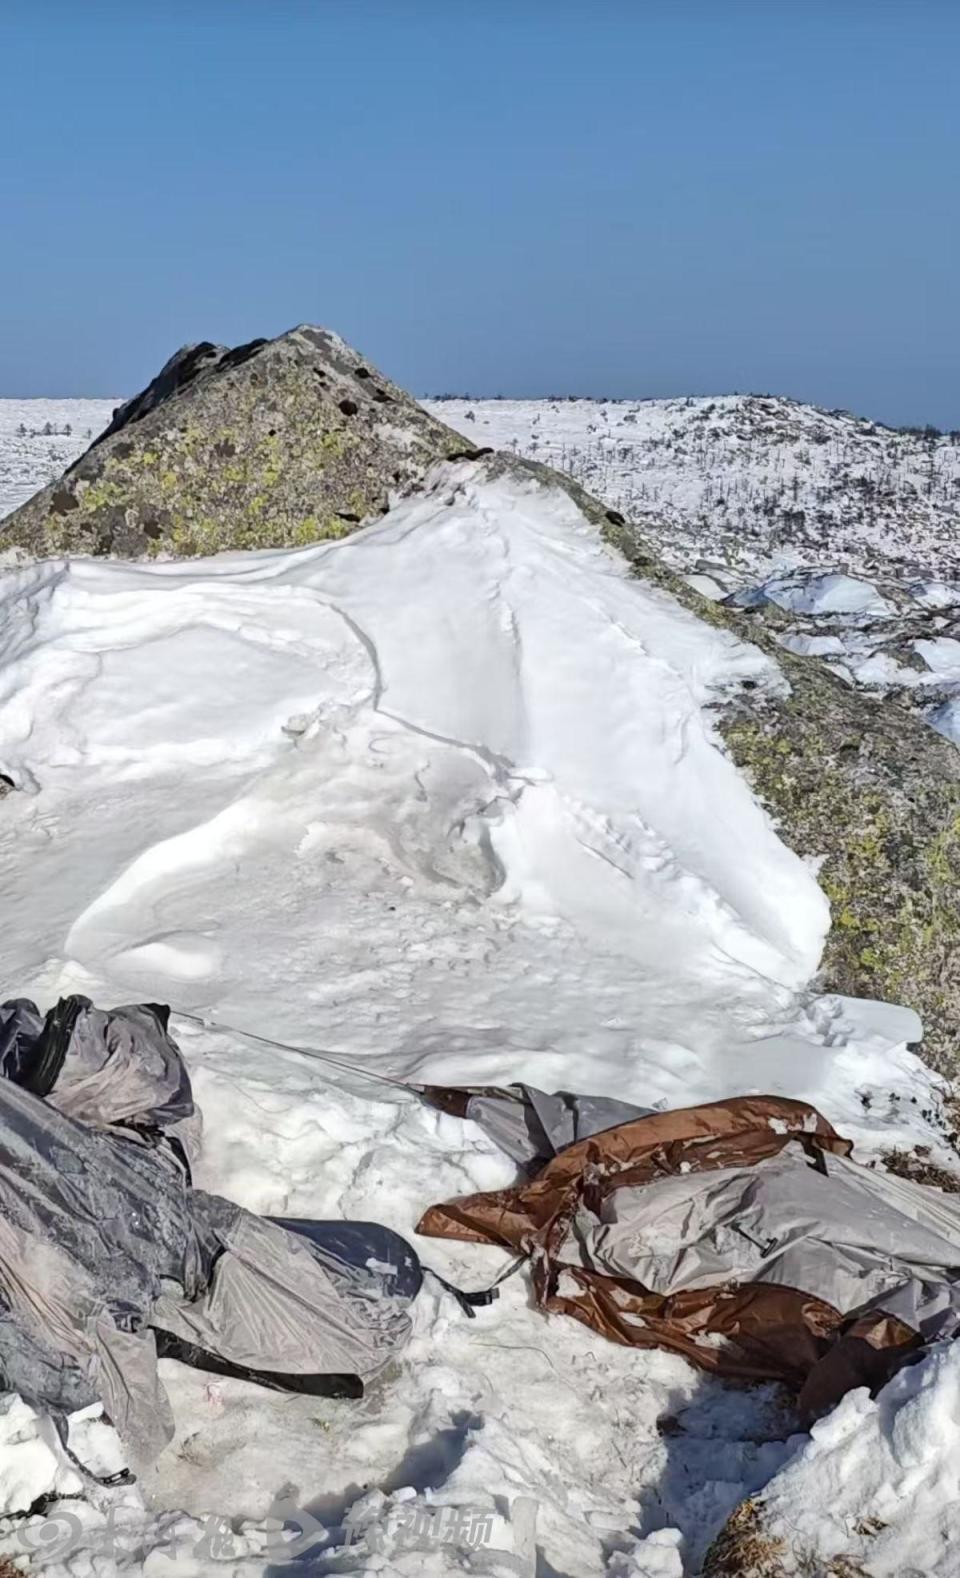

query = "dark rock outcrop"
[{"left": 2, "top": 326, "right": 473, "bottom": 558}]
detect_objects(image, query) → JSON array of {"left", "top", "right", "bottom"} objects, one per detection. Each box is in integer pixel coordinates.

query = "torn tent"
[
  {"left": 417, "top": 1087, "right": 960, "bottom": 1414},
  {"left": 0, "top": 996, "right": 419, "bottom": 1472}
]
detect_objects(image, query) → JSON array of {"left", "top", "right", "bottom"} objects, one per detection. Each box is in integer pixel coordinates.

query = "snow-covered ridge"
[
  {"left": 426, "top": 393, "right": 960, "bottom": 586},
  {"left": 0, "top": 461, "right": 947, "bottom": 1575}
]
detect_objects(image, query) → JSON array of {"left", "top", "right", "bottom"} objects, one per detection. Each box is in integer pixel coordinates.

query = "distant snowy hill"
[
  {"left": 426, "top": 394, "right": 960, "bottom": 585},
  {"left": 425, "top": 394, "right": 960, "bottom": 740},
  {"left": 0, "top": 399, "right": 116, "bottom": 520}
]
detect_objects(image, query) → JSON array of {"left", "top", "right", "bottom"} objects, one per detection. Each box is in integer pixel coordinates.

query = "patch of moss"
[
  {"left": 319, "top": 429, "right": 349, "bottom": 459},
  {"left": 347, "top": 487, "right": 371, "bottom": 517},
  {"left": 27, "top": 413, "right": 392, "bottom": 559}
]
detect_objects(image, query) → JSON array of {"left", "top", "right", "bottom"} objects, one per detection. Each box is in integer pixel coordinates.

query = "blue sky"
[{"left": 1, "top": 2, "right": 957, "bottom": 424}]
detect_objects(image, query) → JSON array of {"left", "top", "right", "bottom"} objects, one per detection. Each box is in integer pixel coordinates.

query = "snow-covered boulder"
[
  {"left": 910, "top": 579, "right": 960, "bottom": 610},
  {"left": 928, "top": 696, "right": 960, "bottom": 746}
]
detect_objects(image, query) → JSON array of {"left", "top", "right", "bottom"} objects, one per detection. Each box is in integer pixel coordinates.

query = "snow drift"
[{"left": 0, "top": 462, "right": 843, "bottom": 1103}]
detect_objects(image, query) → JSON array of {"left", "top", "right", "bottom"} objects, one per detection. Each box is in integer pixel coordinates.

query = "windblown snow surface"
[{"left": 0, "top": 462, "right": 957, "bottom": 1576}]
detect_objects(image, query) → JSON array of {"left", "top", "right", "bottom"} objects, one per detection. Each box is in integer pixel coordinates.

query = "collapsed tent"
[
  {"left": 8, "top": 997, "right": 960, "bottom": 1480},
  {"left": 0, "top": 996, "right": 422, "bottom": 1474},
  {"left": 417, "top": 1084, "right": 960, "bottom": 1415}
]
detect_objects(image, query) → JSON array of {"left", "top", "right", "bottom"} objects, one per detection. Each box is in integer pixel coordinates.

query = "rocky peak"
[{"left": 1, "top": 325, "right": 473, "bottom": 558}]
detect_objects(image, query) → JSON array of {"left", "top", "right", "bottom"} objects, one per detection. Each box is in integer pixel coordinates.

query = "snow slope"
[
  {"left": 426, "top": 394, "right": 960, "bottom": 585},
  {"left": 0, "top": 400, "right": 116, "bottom": 520},
  {"left": 424, "top": 396, "right": 960, "bottom": 747},
  {"left": 0, "top": 461, "right": 954, "bottom": 1576}
]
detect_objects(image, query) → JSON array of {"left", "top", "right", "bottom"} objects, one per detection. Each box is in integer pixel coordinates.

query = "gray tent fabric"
[
  {"left": 0, "top": 999, "right": 46, "bottom": 1086},
  {"left": 420, "top": 1081, "right": 654, "bottom": 1168},
  {"left": 0, "top": 1056, "right": 203, "bottom": 1455},
  {"left": 44, "top": 999, "right": 202, "bottom": 1171},
  {"left": 0, "top": 996, "right": 419, "bottom": 1473},
  {"left": 560, "top": 1145, "right": 960, "bottom": 1338},
  {"left": 153, "top": 1198, "right": 415, "bottom": 1380}
]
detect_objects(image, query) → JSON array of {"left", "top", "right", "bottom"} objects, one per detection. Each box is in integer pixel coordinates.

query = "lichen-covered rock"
[
  {"left": 720, "top": 671, "right": 960, "bottom": 1074},
  {"left": 1, "top": 326, "right": 475, "bottom": 558}
]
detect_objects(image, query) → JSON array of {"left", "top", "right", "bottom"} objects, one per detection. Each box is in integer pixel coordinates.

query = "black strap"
[
  {"left": 807, "top": 1144, "right": 830, "bottom": 1177},
  {"left": 51, "top": 1413, "right": 135, "bottom": 1488},
  {"left": 152, "top": 1330, "right": 363, "bottom": 1397},
  {"left": 425, "top": 1256, "right": 526, "bottom": 1318}
]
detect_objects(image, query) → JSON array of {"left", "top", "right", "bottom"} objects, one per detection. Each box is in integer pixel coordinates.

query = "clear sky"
[{"left": 1, "top": 1, "right": 957, "bottom": 425}]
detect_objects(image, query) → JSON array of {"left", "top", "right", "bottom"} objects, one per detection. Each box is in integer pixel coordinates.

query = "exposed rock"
[
  {"left": 1, "top": 326, "right": 473, "bottom": 557},
  {"left": 720, "top": 667, "right": 960, "bottom": 1077}
]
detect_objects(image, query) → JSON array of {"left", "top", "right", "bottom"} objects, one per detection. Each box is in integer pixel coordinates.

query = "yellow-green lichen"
[{"left": 722, "top": 711, "right": 960, "bottom": 1071}]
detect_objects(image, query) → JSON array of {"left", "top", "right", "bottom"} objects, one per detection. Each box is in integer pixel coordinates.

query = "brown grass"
[
  {"left": 853, "top": 1517, "right": 885, "bottom": 1538},
  {"left": 702, "top": 1493, "right": 885, "bottom": 1576},
  {"left": 702, "top": 1500, "right": 788, "bottom": 1577},
  {"left": 883, "top": 1146, "right": 960, "bottom": 1193}
]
